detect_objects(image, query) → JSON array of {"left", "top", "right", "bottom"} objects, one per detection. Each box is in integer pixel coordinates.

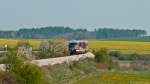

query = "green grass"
[{"left": 74, "top": 72, "right": 150, "bottom": 84}]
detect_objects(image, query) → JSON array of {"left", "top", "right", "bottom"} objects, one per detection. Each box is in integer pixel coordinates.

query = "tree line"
[
  {"left": 95, "top": 28, "right": 146, "bottom": 39},
  {"left": 0, "top": 26, "right": 147, "bottom": 39}
]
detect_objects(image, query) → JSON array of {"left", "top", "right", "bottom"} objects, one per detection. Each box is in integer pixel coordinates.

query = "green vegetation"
[
  {"left": 73, "top": 45, "right": 150, "bottom": 84},
  {"left": 108, "top": 36, "right": 150, "bottom": 42},
  {"left": 94, "top": 48, "right": 109, "bottom": 63},
  {"left": 0, "top": 27, "right": 146, "bottom": 39},
  {"left": 43, "top": 59, "right": 97, "bottom": 84},
  {"left": 37, "top": 37, "right": 69, "bottom": 59},
  {"left": 0, "top": 39, "right": 97, "bottom": 84},
  {"left": 95, "top": 28, "right": 146, "bottom": 39},
  {"left": 0, "top": 38, "right": 150, "bottom": 84},
  {"left": 0, "top": 51, "right": 98, "bottom": 84},
  {"left": 75, "top": 72, "right": 150, "bottom": 84},
  {"left": 4, "top": 51, "right": 47, "bottom": 84},
  {"left": 1, "top": 39, "right": 150, "bottom": 55}
]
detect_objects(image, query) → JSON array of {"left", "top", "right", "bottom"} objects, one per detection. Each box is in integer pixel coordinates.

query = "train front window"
[{"left": 69, "top": 43, "right": 77, "bottom": 48}]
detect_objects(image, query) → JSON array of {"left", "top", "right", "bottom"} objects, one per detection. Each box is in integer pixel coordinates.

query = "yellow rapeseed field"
[
  {"left": 0, "top": 39, "right": 150, "bottom": 54},
  {"left": 89, "top": 40, "right": 150, "bottom": 54},
  {"left": 0, "top": 39, "right": 41, "bottom": 47}
]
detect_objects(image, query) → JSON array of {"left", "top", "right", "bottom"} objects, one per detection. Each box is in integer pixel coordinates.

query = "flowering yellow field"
[
  {"left": 0, "top": 39, "right": 41, "bottom": 47},
  {"left": 75, "top": 72, "right": 150, "bottom": 84},
  {"left": 89, "top": 40, "right": 150, "bottom": 54},
  {"left": 0, "top": 39, "right": 150, "bottom": 54}
]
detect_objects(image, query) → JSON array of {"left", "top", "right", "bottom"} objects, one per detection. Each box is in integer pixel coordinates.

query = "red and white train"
[{"left": 68, "top": 40, "right": 88, "bottom": 55}]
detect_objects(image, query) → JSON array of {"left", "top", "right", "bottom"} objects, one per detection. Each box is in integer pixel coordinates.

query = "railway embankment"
[{"left": 0, "top": 52, "right": 95, "bottom": 70}]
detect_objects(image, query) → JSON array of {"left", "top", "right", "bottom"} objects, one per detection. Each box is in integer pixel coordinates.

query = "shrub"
[
  {"left": 108, "top": 59, "right": 119, "bottom": 71},
  {"left": 18, "top": 64, "right": 46, "bottom": 84},
  {"left": 130, "top": 53, "right": 140, "bottom": 60},
  {"left": 49, "top": 37, "right": 69, "bottom": 57},
  {"left": 37, "top": 37, "right": 69, "bottom": 59},
  {"left": 39, "top": 40, "right": 50, "bottom": 52},
  {"left": 0, "top": 53, "right": 7, "bottom": 64},
  {"left": 118, "top": 53, "right": 140, "bottom": 60},
  {"left": 38, "top": 40, "right": 50, "bottom": 59},
  {"left": 109, "top": 51, "right": 121, "bottom": 57},
  {"left": 0, "top": 71, "right": 17, "bottom": 84},
  {"left": 17, "top": 46, "right": 33, "bottom": 61},
  {"left": 16, "top": 40, "right": 34, "bottom": 61},
  {"left": 6, "top": 51, "right": 46, "bottom": 84},
  {"left": 94, "top": 48, "right": 109, "bottom": 63}
]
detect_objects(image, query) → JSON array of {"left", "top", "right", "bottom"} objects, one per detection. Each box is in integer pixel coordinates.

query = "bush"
[
  {"left": 37, "top": 37, "right": 69, "bottom": 59},
  {"left": 6, "top": 51, "right": 46, "bottom": 84},
  {"left": 108, "top": 59, "right": 119, "bottom": 71},
  {"left": 118, "top": 53, "right": 140, "bottom": 60},
  {"left": 49, "top": 37, "right": 69, "bottom": 57},
  {"left": 18, "top": 64, "right": 46, "bottom": 84},
  {"left": 109, "top": 51, "right": 121, "bottom": 57},
  {"left": 16, "top": 40, "right": 33, "bottom": 61},
  {"left": 0, "top": 71, "right": 17, "bottom": 84},
  {"left": 94, "top": 48, "right": 109, "bottom": 63},
  {"left": 130, "top": 53, "right": 140, "bottom": 60},
  {"left": 37, "top": 40, "right": 50, "bottom": 59},
  {"left": 17, "top": 46, "right": 33, "bottom": 61}
]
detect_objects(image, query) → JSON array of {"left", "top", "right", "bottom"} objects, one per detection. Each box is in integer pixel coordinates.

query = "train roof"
[{"left": 68, "top": 40, "right": 88, "bottom": 43}]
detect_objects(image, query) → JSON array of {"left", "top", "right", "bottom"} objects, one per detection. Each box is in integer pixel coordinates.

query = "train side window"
[{"left": 81, "top": 42, "right": 86, "bottom": 49}]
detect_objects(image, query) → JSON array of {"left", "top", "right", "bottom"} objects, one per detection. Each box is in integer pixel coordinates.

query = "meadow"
[
  {"left": 75, "top": 72, "right": 150, "bottom": 84},
  {"left": 0, "top": 39, "right": 150, "bottom": 84},
  {"left": 0, "top": 39, "right": 150, "bottom": 54},
  {"left": 0, "top": 39, "right": 41, "bottom": 47}
]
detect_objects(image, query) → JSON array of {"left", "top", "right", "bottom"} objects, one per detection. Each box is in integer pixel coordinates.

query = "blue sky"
[{"left": 0, "top": 0, "right": 150, "bottom": 33}]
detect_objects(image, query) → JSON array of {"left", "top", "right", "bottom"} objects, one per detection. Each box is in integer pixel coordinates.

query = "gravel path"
[
  {"left": 0, "top": 52, "right": 95, "bottom": 70},
  {"left": 31, "top": 52, "right": 95, "bottom": 66}
]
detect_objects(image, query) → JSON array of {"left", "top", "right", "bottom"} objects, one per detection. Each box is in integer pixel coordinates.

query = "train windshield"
[{"left": 69, "top": 43, "right": 77, "bottom": 48}]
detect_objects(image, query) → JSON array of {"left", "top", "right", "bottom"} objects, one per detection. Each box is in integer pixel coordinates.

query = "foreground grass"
[
  {"left": 75, "top": 72, "right": 150, "bottom": 84},
  {"left": 0, "top": 58, "right": 97, "bottom": 84},
  {"left": 42, "top": 59, "right": 97, "bottom": 84},
  {"left": 89, "top": 40, "right": 150, "bottom": 54}
]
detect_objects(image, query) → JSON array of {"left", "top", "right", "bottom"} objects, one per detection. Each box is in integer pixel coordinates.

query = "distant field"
[
  {"left": 89, "top": 40, "right": 150, "bottom": 54},
  {"left": 0, "top": 39, "right": 41, "bottom": 47},
  {"left": 0, "top": 39, "right": 150, "bottom": 54},
  {"left": 75, "top": 72, "right": 150, "bottom": 84}
]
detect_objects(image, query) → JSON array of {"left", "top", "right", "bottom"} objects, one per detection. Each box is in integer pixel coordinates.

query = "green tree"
[{"left": 94, "top": 48, "right": 109, "bottom": 63}]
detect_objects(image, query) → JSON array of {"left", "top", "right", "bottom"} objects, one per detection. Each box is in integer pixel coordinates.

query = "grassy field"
[
  {"left": 0, "top": 39, "right": 41, "bottom": 47},
  {"left": 0, "top": 39, "right": 150, "bottom": 83},
  {"left": 75, "top": 72, "right": 150, "bottom": 84},
  {"left": 89, "top": 40, "right": 150, "bottom": 54},
  {"left": 0, "top": 39, "right": 150, "bottom": 54}
]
